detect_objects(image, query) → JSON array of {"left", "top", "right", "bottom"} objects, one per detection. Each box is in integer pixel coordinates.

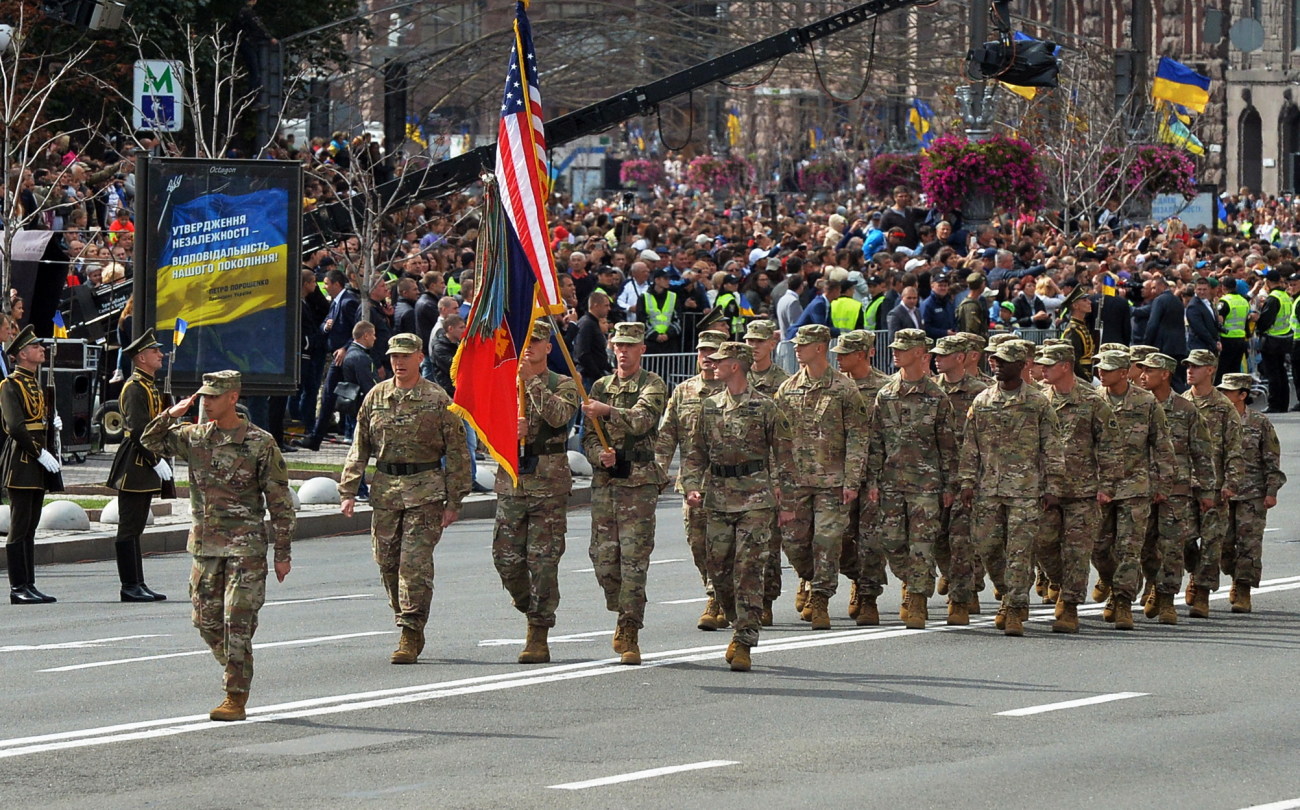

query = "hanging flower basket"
[
  {"left": 1096, "top": 144, "right": 1198, "bottom": 200},
  {"left": 619, "top": 159, "right": 664, "bottom": 188},
  {"left": 866, "top": 153, "right": 922, "bottom": 199},
  {"left": 685, "top": 154, "right": 754, "bottom": 194},
  {"left": 796, "top": 157, "right": 850, "bottom": 193},
  {"left": 920, "top": 134, "right": 1045, "bottom": 214}
]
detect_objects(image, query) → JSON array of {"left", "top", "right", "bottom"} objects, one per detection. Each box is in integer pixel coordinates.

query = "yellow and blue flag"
[
  {"left": 174, "top": 318, "right": 188, "bottom": 347},
  {"left": 1156, "top": 100, "right": 1206, "bottom": 156},
  {"left": 909, "top": 99, "right": 935, "bottom": 148},
  {"left": 1100, "top": 273, "right": 1118, "bottom": 297},
  {"left": 1152, "top": 56, "right": 1211, "bottom": 114},
  {"left": 52, "top": 311, "right": 67, "bottom": 339},
  {"left": 726, "top": 106, "right": 741, "bottom": 147}
]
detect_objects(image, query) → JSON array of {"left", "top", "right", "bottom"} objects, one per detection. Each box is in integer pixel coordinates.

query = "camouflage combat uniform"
[
  {"left": 1144, "top": 380, "right": 1215, "bottom": 598},
  {"left": 747, "top": 361, "right": 791, "bottom": 605},
  {"left": 1184, "top": 385, "right": 1246, "bottom": 593},
  {"left": 1223, "top": 407, "right": 1286, "bottom": 588},
  {"left": 932, "top": 364, "right": 987, "bottom": 605},
  {"left": 141, "top": 372, "right": 296, "bottom": 696},
  {"left": 339, "top": 372, "right": 471, "bottom": 635},
  {"left": 492, "top": 370, "right": 580, "bottom": 628},
  {"left": 748, "top": 364, "right": 790, "bottom": 398},
  {"left": 837, "top": 358, "right": 893, "bottom": 596}
]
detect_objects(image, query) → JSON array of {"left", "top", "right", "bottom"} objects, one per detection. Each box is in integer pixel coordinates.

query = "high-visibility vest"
[
  {"left": 1221, "top": 293, "right": 1249, "bottom": 338},
  {"left": 446, "top": 274, "right": 462, "bottom": 296},
  {"left": 863, "top": 295, "right": 886, "bottom": 331},
  {"left": 1291, "top": 294, "right": 1300, "bottom": 337},
  {"left": 643, "top": 291, "right": 677, "bottom": 334},
  {"left": 1267, "top": 288, "right": 1293, "bottom": 338},
  {"left": 714, "top": 292, "right": 748, "bottom": 335},
  {"left": 830, "top": 297, "right": 863, "bottom": 330}
]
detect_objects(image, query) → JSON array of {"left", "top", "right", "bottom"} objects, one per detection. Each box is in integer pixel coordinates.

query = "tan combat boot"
[
  {"left": 1231, "top": 583, "right": 1252, "bottom": 614},
  {"left": 760, "top": 601, "right": 774, "bottom": 627},
  {"left": 847, "top": 581, "right": 860, "bottom": 619},
  {"left": 725, "top": 640, "right": 738, "bottom": 663},
  {"left": 1004, "top": 606, "right": 1024, "bottom": 636},
  {"left": 936, "top": 576, "right": 949, "bottom": 596},
  {"left": 1142, "top": 583, "right": 1158, "bottom": 618},
  {"left": 994, "top": 605, "right": 1007, "bottom": 631},
  {"left": 1052, "top": 602, "right": 1079, "bottom": 633},
  {"left": 210, "top": 691, "right": 249, "bottom": 722},
  {"left": 794, "top": 579, "right": 810, "bottom": 614},
  {"left": 1045, "top": 583, "right": 1060, "bottom": 604},
  {"left": 518, "top": 625, "right": 550, "bottom": 664},
  {"left": 1157, "top": 593, "right": 1178, "bottom": 624},
  {"left": 698, "top": 597, "right": 725, "bottom": 631},
  {"left": 899, "top": 584, "right": 910, "bottom": 622},
  {"left": 1034, "top": 569, "right": 1048, "bottom": 598},
  {"left": 1113, "top": 597, "right": 1135, "bottom": 630},
  {"left": 904, "top": 592, "right": 927, "bottom": 630},
  {"left": 1185, "top": 579, "right": 1197, "bottom": 606},
  {"left": 1054, "top": 598, "right": 1066, "bottom": 621},
  {"left": 729, "top": 643, "right": 752, "bottom": 672},
  {"left": 1102, "top": 596, "right": 1116, "bottom": 623},
  {"left": 1189, "top": 587, "right": 1211, "bottom": 619},
  {"left": 808, "top": 592, "right": 832, "bottom": 630},
  {"left": 856, "top": 596, "right": 880, "bottom": 626},
  {"left": 391, "top": 627, "right": 420, "bottom": 664},
  {"left": 612, "top": 624, "right": 629, "bottom": 654},
  {"left": 967, "top": 594, "right": 981, "bottom": 615},
  {"left": 619, "top": 626, "right": 641, "bottom": 665},
  {"left": 946, "top": 599, "right": 969, "bottom": 626},
  {"left": 1092, "top": 580, "right": 1111, "bottom": 603}
]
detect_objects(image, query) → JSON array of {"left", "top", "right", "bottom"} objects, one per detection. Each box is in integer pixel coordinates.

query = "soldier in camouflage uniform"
[
  {"left": 655, "top": 330, "right": 726, "bottom": 630},
  {"left": 774, "top": 324, "right": 870, "bottom": 630},
  {"left": 930, "top": 334, "right": 987, "bottom": 621},
  {"left": 959, "top": 332, "right": 993, "bottom": 387},
  {"left": 1128, "top": 345, "right": 1159, "bottom": 384},
  {"left": 142, "top": 371, "right": 296, "bottom": 722},
  {"left": 340, "top": 333, "right": 471, "bottom": 665},
  {"left": 744, "top": 319, "right": 790, "bottom": 624},
  {"left": 105, "top": 329, "right": 170, "bottom": 603},
  {"left": 1136, "top": 352, "right": 1215, "bottom": 624},
  {"left": 1217, "top": 373, "right": 1286, "bottom": 613},
  {"left": 1090, "top": 349, "right": 1176, "bottom": 630},
  {"left": 1037, "top": 343, "right": 1119, "bottom": 632},
  {"left": 2, "top": 326, "right": 61, "bottom": 604},
  {"left": 958, "top": 340, "right": 1065, "bottom": 636},
  {"left": 581, "top": 322, "right": 669, "bottom": 665},
  {"left": 682, "top": 342, "right": 794, "bottom": 671},
  {"left": 833, "top": 330, "right": 893, "bottom": 625},
  {"left": 492, "top": 321, "right": 581, "bottom": 664},
  {"left": 1184, "top": 350, "right": 1246, "bottom": 618}
]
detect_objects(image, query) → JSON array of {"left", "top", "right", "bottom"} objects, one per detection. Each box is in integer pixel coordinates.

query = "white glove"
[
  {"left": 153, "top": 460, "right": 173, "bottom": 481},
  {"left": 37, "top": 449, "right": 60, "bottom": 473},
  {"left": 53, "top": 415, "right": 63, "bottom": 431}
]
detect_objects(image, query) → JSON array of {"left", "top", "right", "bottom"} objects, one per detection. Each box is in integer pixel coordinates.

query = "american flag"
[{"left": 495, "top": 1, "right": 562, "bottom": 313}]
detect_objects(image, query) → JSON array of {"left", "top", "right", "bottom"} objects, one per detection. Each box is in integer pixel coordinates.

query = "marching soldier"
[
  {"left": 581, "top": 322, "right": 669, "bottom": 665},
  {"left": 492, "top": 321, "right": 581, "bottom": 664},
  {"left": 2, "top": 326, "right": 61, "bottom": 604},
  {"left": 744, "top": 320, "right": 788, "bottom": 397},
  {"left": 655, "top": 330, "right": 727, "bottom": 631},
  {"left": 681, "top": 342, "right": 794, "bottom": 671},
  {"left": 774, "top": 324, "right": 870, "bottom": 630},
  {"left": 142, "top": 371, "right": 295, "bottom": 721},
  {"left": 340, "top": 333, "right": 471, "bottom": 665},
  {"left": 958, "top": 332, "right": 993, "bottom": 387},
  {"left": 1061, "top": 286, "right": 1096, "bottom": 382},
  {"left": 105, "top": 329, "right": 170, "bottom": 603}
]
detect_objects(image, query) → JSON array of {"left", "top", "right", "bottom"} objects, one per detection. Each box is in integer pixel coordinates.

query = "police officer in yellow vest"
[
  {"left": 1217, "top": 278, "right": 1251, "bottom": 384},
  {"left": 638, "top": 268, "right": 681, "bottom": 353},
  {"left": 862, "top": 275, "right": 889, "bottom": 331},
  {"left": 830, "top": 280, "right": 866, "bottom": 332},
  {"left": 713, "top": 274, "right": 751, "bottom": 340},
  {"left": 1255, "top": 268, "right": 1293, "bottom": 413},
  {"left": 1289, "top": 272, "right": 1300, "bottom": 410}
]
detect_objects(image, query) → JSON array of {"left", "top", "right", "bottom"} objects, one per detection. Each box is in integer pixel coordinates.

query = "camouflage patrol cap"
[
  {"left": 1036, "top": 343, "right": 1075, "bottom": 366},
  {"left": 1217, "top": 373, "right": 1254, "bottom": 391},
  {"left": 986, "top": 332, "right": 1019, "bottom": 350},
  {"left": 696, "top": 330, "right": 728, "bottom": 350},
  {"left": 1041, "top": 338, "right": 1069, "bottom": 347},
  {"left": 611, "top": 322, "right": 647, "bottom": 345},
  {"left": 831, "top": 329, "right": 873, "bottom": 354},
  {"left": 930, "top": 335, "right": 967, "bottom": 356},
  {"left": 1186, "top": 349, "right": 1219, "bottom": 367},
  {"left": 528, "top": 320, "right": 554, "bottom": 342},
  {"left": 124, "top": 328, "right": 164, "bottom": 358},
  {"left": 991, "top": 340, "right": 1031, "bottom": 363},
  {"left": 957, "top": 332, "right": 986, "bottom": 351},
  {"left": 1137, "top": 352, "right": 1177, "bottom": 372},
  {"left": 708, "top": 341, "right": 753, "bottom": 364},
  {"left": 386, "top": 332, "right": 424, "bottom": 355},
  {"left": 1095, "top": 350, "right": 1132, "bottom": 371},
  {"left": 1128, "top": 345, "right": 1159, "bottom": 363},
  {"left": 743, "top": 319, "right": 777, "bottom": 341},
  {"left": 793, "top": 324, "right": 832, "bottom": 345},
  {"left": 8, "top": 324, "right": 39, "bottom": 355},
  {"left": 1098, "top": 342, "right": 1129, "bottom": 355},
  {"left": 889, "top": 328, "right": 930, "bottom": 351},
  {"left": 196, "top": 369, "right": 241, "bottom": 395}
]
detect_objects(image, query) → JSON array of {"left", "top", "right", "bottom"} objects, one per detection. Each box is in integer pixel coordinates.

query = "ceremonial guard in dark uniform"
[
  {"left": 105, "top": 329, "right": 170, "bottom": 602},
  {"left": 1061, "top": 286, "right": 1096, "bottom": 382},
  {"left": 2, "top": 326, "right": 61, "bottom": 604}
]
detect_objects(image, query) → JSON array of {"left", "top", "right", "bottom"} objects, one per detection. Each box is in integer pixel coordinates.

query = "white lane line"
[
  {"left": 570, "top": 558, "right": 686, "bottom": 573},
  {"left": 264, "top": 594, "right": 372, "bottom": 607},
  {"left": 39, "top": 632, "right": 389, "bottom": 673},
  {"left": 0, "top": 635, "right": 169, "bottom": 653},
  {"left": 7, "top": 574, "right": 1300, "bottom": 760},
  {"left": 478, "top": 630, "right": 611, "bottom": 647},
  {"left": 1238, "top": 799, "right": 1300, "bottom": 810},
  {"left": 548, "top": 760, "right": 739, "bottom": 790},
  {"left": 996, "top": 692, "right": 1149, "bottom": 717},
  {"left": 660, "top": 597, "right": 709, "bottom": 605}
]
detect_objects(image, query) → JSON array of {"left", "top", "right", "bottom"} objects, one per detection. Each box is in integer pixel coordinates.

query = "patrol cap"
[
  {"left": 966, "top": 272, "right": 985, "bottom": 285},
  {"left": 8, "top": 324, "right": 38, "bottom": 355},
  {"left": 743, "top": 319, "right": 777, "bottom": 341},
  {"left": 1095, "top": 350, "right": 1132, "bottom": 371},
  {"left": 1128, "top": 345, "right": 1158, "bottom": 364},
  {"left": 987, "top": 332, "right": 1019, "bottom": 350},
  {"left": 958, "top": 332, "right": 986, "bottom": 351},
  {"left": 528, "top": 320, "right": 554, "bottom": 342},
  {"left": 1137, "top": 352, "right": 1177, "bottom": 372},
  {"left": 1098, "top": 342, "right": 1129, "bottom": 355},
  {"left": 889, "top": 328, "right": 930, "bottom": 351},
  {"left": 1041, "top": 338, "right": 1069, "bottom": 347},
  {"left": 124, "top": 328, "right": 164, "bottom": 358},
  {"left": 386, "top": 332, "right": 424, "bottom": 355},
  {"left": 793, "top": 324, "right": 832, "bottom": 345},
  {"left": 1036, "top": 343, "right": 1075, "bottom": 366},
  {"left": 991, "top": 340, "right": 1031, "bottom": 363},
  {"left": 708, "top": 341, "right": 753, "bottom": 364},
  {"left": 196, "top": 369, "right": 241, "bottom": 396},
  {"left": 831, "top": 330, "right": 873, "bottom": 354},
  {"left": 1217, "top": 373, "right": 1254, "bottom": 391},
  {"left": 1186, "top": 349, "right": 1219, "bottom": 367},
  {"left": 930, "top": 335, "right": 967, "bottom": 356},
  {"left": 696, "top": 330, "right": 727, "bottom": 350},
  {"left": 611, "top": 322, "right": 647, "bottom": 345}
]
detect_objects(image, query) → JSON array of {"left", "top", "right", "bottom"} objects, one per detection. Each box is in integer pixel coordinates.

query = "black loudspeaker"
[
  {"left": 603, "top": 157, "right": 623, "bottom": 191},
  {"left": 52, "top": 369, "right": 93, "bottom": 453}
]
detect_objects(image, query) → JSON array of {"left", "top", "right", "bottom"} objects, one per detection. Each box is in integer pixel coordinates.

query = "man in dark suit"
[
  {"left": 1143, "top": 274, "right": 1188, "bottom": 390},
  {"left": 885, "top": 285, "right": 924, "bottom": 344},
  {"left": 1185, "top": 278, "right": 1221, "bottom": 354},
  {"left": 298, "top": 269, "right": 359, "bottom": 450}
]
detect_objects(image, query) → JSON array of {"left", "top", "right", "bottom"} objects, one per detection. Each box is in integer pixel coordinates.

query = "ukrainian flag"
[
  {"left": 52, "top": 311, "right": 67, "bottom": 339},
  {"left": 909, "top": 99, "right": 935, "bottom": 148},
  {"left": 174, "top": 318, "right": 188, "bottom": 347},
  {"left": 1100, "top": 272, "right": 1118, "bottom": 297},
  {"left": 1152, "top": 56, "right": 1211, "bottom": 114},
  {"left": 726, "top": 107, "right": 741, "bottom": 147},
  {"left": 1156, "top": 100, "right": 1206, "bottom": 156}
]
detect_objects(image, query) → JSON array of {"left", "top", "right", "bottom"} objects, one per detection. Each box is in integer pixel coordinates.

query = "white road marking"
[
  {"left": 0, "top": 635, "right": 170, "bottom": 653},
  {"left": 548, "top": 760, "right": 739, "bottom": 790},
  {"left": 39, "top": 632, "right": 389, "bottom": 672},
  {"left": 6, "top": 574, "right": 1300, "bottom": 760},
  {"left": 478, "top": 630, "right": 611, "bottom": 647},
  {"left": 570, "top": 558, "right": 686, "bottom": 573},
  {"left": 660, "top": 597, "right": 709, "bottom": 605},
  {"left": 996, "top": 692, "right": 1149, "bottom": 717},
  {"left": 1238, "top": 799, "right": 1300, "bottom": 810},
  {"left": 264, "top": 594, "right": 372, "bottom": 607}
]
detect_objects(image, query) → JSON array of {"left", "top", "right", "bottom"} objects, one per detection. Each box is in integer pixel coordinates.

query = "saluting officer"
[
  {"left": 105, "top": 328, "right": 171, "bottom": 602},
  {"left": 2, "top": 326, "right": 61, "bottom": 604}
]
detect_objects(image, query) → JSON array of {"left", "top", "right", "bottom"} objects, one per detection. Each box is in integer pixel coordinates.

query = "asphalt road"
[{"left": 4, "top": 418, "right": 1300, "bottom": 810}]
